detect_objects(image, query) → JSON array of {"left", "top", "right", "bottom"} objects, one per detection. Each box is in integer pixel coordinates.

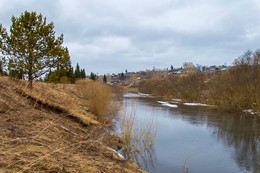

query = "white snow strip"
[
  {"left": 137, "top": 92, "right": 152, "bottom": 97},
  {"left": 172, "top": 98, "right": 182, "bottom": 102},
  {"left": 157, "top": 101, "right": 178, "bottom": 108},
  {"left": 123, "top": 93, "right": 154, "bottom": 98},
  {"left": 243, "top": 109, "right": 257, "bottom": 115},
  {"left": 183, "top": 103, "right": 211, "bottom": 106},
  {"left": 157, "top": 101, "right": 166, "bottom": 104},
  {"left": 109, "top": 148, "right": 125, "bottom": 159},
  {"left": 163, "top": 103, "right": 178, "bottom": 108},
  {"left": 123, "top": 93, "right": 140, "bottom": 97}
]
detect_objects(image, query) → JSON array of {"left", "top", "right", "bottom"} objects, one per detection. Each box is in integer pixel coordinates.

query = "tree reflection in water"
[
  {"left": 214, "top": 115, "right": 260, "bottom": 173},
  {"left": 179, "top": 108, "right": 260, "bottom": 173},
  {"left": 128, "top": 145, "right": 157, "bottom": 173}
]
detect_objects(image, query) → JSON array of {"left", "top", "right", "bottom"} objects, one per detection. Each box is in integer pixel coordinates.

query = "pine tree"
[
  {"left": 0, "top": 11, "right": 69, "bottom": 88},
  {"left": 45, "top": 48, "right": 73, "bottom": 83},
  {"left": 103, "top": 74, "right": 107, "bottom": 83},
  {"left": 80, "top": 69, "right": 86, "bottom": 78},
  {"left": 75, "top": 63, "right": 80, "bottom": 79},
  {"left": 90, "top": 72, "right": 96, "bottom": 80}
]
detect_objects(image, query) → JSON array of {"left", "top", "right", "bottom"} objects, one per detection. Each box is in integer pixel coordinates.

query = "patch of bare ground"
[{"left": 0, "top": 77, "right": 146, "bottom": 173}]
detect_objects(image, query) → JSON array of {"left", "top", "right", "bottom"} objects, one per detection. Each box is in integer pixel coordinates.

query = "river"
[{"left": 115, "top": 93, "right": 260, "bottom": 173}]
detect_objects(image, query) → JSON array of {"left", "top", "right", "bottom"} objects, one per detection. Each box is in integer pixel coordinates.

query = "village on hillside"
[{"left": 103, "top": 64, "right": 230, "bottom": 86}]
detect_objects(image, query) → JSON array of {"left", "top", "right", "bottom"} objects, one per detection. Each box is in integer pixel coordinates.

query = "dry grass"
[
  {"left": 76, "top": 79, "right": 119, "bottom": 123},
  {"left": 18, "top": 79, "right": 99, "bottom": 125},
  {"left": 120, "top": 102, "right": 156, "bottom": 161},
  {"left": 120, "top": 104, "right": 136, "bottom": 154},
  {"left": 0, "top": 76, "right": 146, "bottom": 173},
  {"left": 138, "top": 72, "right": 209, "bottom": 102}
]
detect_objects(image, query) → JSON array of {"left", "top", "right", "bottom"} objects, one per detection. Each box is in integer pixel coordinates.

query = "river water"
[{"left": 116, "top": 93, "right": 260, "bottom": 173}]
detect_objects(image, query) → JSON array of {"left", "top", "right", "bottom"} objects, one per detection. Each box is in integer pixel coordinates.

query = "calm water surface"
[{"left": 116, "top": 94, "right": 260, "bottom": 173}]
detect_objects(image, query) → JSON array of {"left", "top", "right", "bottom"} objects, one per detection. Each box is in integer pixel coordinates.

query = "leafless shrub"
[{"left": 76, "top": 79, "right": 119, "bottom": 122}]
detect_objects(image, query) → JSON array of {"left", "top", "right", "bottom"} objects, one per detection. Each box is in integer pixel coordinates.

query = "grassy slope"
[{"left": 0, "top": 77, "right": 145, "bottom": 173}]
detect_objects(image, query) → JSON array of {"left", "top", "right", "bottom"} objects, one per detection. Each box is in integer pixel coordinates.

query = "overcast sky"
[{"left": 1, "top": 0, "right": 260, "bottom": 74}]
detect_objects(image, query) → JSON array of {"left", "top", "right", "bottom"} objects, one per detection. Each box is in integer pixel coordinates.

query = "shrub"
[
  {"left": 208, "top": 50, "right": 260, "bottom": 112},
  {"left": 76, "top": 79, "right": 118, "bottom": 122},
  {"left": 138, "top": 72, "right": 209, "bottom": 102}
]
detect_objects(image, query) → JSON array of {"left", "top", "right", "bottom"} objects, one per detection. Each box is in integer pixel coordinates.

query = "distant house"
[
  {"left": 209, "top": 66, "right": 216, "bottom": 72},
  {"left": 195, "top": 64, "right": 203, "bottom": 71}
]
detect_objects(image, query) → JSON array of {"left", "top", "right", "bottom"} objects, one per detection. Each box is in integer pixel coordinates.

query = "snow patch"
[
  {"left": 183, "top": 103, "right": 211, "bottom": 106},
  {"left": 172, "top": 98, "right": 182, "bottom": 102},
  {"left": 137, "top": 92, "right": 152, "bottom": 97},
  {"left": 243, "top": 109, "right": 259, "bottom": 115},
  {"left": 157, "top": 101, "right": 178, "bottom": 108},
  {"left": 108, "top": 148, "right": 125, "bottom": 159},
  {"left": 123, "top": 93, "right": 153, "bottom": 98},
  {"left": 157, "top": 101, "right": 166, "bottom": 104}
]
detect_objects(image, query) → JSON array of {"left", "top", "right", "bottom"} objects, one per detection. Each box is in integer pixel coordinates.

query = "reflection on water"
[
  {"left": 123, "top": 144, "right": 157, "bottom": 173},
  {"left": 117, "top": 95, "right": 260, "bottom": 173},
  {"left": 117, "top": 100, "right": 157, "bottom": 173}
]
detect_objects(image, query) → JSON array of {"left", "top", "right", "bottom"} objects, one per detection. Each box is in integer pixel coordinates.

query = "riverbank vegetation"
[
  {"left": 139, "top": 50, "right": 260, "bottom": 113},
  {"left": 76, "top": 79, "right": 119, "bottom": 123},
  {"left": 120, "top": 102, "right": 156, "bottom": 169}
]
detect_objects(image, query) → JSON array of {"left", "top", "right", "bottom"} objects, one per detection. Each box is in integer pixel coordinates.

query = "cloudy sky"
[{"left": 1, "top": 0, "right": 260, "bottom": 74}]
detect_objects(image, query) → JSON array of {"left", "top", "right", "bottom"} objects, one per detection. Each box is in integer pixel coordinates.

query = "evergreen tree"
[
  {"left": 171, "top": 65, "right": 174, "bottom": 71},
  {"left": 80, "top": 69, "right": 86, "bottom": 78},
  {"left": 69, "top": 67, "right": 75, "bottom": 83},
  {"left": 103, "top": 74, "right": 107, "bottom": 83},
  {"left": 90, "top": 72, "right": 96, "bottom": 80},
  {"left": 83, "top": 69, "right": 86, "bottom": 78},
  {"left": 0, "top": 11, "right": 69, "bottom": 88},
  {"left": 45, "top": 48, "right": 73, "bottom": 83},
  {"left": 75, "top": 63, "right": 80, "bottom": 79}
]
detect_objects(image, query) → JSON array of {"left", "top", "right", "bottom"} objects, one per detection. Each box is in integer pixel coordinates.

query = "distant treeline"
[
  {"left": 0, "top": 61, "right": 87, "bottom": 84},
  {"left": 138, "top": 50, "right": 260, "bottom": 112}
]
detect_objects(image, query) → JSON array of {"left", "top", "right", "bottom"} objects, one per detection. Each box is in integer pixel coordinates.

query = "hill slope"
[{"left": 0, "top": 77, "right": 145, "bottom": 173}]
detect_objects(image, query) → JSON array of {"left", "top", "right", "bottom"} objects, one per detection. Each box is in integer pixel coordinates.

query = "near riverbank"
[{"left": 0, "top": 76, "right": 146, "bottom": 173}]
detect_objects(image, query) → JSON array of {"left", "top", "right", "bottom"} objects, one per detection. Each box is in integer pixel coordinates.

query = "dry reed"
[{"left": 120, "top": 101, "right": 156, "bottom": 161}]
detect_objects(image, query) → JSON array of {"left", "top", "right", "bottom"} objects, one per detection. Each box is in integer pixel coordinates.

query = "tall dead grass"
[
  {"left": 76, "top": 79, "right": 119, "bottom": 122},
  {"left": 120, "top": 101, "right": 156, "bottom": 163}
]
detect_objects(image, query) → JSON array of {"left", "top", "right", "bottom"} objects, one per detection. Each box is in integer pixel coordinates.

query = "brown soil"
[{"left": 0, "top": 77, "right": 146, "bottom": 173}]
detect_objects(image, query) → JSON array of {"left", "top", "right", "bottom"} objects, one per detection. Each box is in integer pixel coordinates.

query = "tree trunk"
[
  {"left": 28, "top": 79, "right": 33, "bottom": 89},
  {"left": 28, "top": 57, "right": 33, "bottom": 89},
  {"left": 28, "top": 70, "right": 33, "bottom": 89}
]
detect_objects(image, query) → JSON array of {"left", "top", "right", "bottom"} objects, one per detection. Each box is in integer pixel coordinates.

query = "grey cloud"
[{"left": 1, "top": 0, "right": 260, "bottom": 74}]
